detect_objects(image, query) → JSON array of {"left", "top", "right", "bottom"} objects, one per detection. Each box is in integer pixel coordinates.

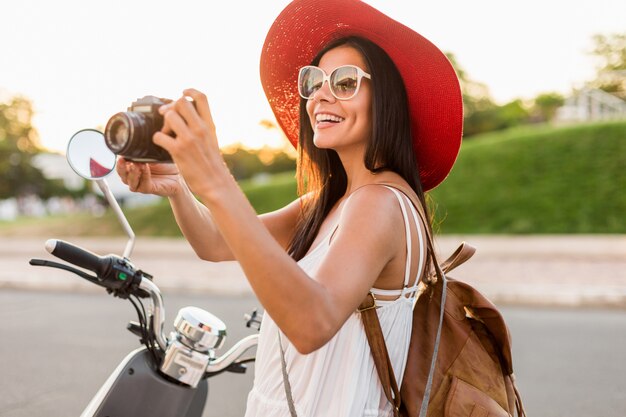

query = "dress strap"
[
  {"left": 401, "top": 190, "right": 426, "bottom": 297},
  {"left": 369, "top": 186, "right": 425, "bottom": 299}
]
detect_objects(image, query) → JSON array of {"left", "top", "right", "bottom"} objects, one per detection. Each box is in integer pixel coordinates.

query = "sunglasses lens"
[
  {"left": 330, "top": 66, "right": 359, "bottom": 99},
  {"left": 299, "top": 67, "right": 324, "bottom": 99}
]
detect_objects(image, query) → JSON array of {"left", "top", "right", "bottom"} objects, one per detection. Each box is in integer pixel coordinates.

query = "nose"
[{"left": 311, "top": 79, "right": 336, "bottom": 103}]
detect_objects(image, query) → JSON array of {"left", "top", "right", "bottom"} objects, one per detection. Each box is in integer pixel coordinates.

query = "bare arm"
[
  {"left": 118, "top": 158, "right": 302, "bottom": 262},
  {"left": 168, "top": 180, "right": 303, "bottom": 261}
]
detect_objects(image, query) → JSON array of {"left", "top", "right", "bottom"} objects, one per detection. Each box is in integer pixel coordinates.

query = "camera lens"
[
  {"left": 105, "top": 113, "right": 132, "bottom": 152},
  {"left": 104, "top": 96, "right": 172, "bottom": 162}
]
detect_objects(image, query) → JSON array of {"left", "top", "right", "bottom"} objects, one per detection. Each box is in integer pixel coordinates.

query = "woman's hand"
[
  {"left": 116, "top": 158, "right": 183, "bottom": 197},
  {"left": 152, "top": 88, "right": 229, "bottom": 200}
]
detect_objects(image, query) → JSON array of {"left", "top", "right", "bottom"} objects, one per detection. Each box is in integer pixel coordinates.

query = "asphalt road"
[{"left": 1, "top": 290, "right": 626, "bottom": 417}]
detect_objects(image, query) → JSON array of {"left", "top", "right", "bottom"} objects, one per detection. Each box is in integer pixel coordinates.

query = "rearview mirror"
[{"left": 67, "top": 129, "right": 116, "bottom": 180}]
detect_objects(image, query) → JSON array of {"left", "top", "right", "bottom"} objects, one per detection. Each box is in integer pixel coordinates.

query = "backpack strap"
[
  {"left": 440, "top": 242, "right": 476, "bottom": 274},
  {"left": 359, "top": 294, "right": 401, "bottom": 416},
  {"left": 511, "top": 374, "right": 528, "bottom": 417}
]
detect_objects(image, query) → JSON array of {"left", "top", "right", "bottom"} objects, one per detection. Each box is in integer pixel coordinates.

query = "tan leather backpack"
[{"left": 359, "top": 183, "right": 527, "bottom": 417}]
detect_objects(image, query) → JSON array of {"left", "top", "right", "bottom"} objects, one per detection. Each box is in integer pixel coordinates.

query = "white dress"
[{"left": 245, "top": 187, "right": 425, "bottom": 417}]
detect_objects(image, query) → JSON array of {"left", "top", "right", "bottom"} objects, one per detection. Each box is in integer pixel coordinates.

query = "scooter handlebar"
[{"left": 45, "top": 239, "right": 108, "bottom": 276}]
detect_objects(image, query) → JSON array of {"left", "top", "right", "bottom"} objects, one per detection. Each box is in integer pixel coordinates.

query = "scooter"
[{"left": 29, "top": 129, "right": 259, "bottom": 417}]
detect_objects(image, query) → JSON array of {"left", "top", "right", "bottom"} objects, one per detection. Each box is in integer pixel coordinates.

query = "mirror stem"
[{"left": 96, "top": 179, "right": 136, "bottom": 259}]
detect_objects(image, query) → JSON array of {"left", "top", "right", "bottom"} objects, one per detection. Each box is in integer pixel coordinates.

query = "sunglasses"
[{"left": 298, "top": 65, "right": 371, "bottom": 100}]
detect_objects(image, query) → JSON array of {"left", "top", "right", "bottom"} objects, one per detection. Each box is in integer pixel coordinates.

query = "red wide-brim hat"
[{"left": 260, "top": 0, "right": 463, "bottom": 191}]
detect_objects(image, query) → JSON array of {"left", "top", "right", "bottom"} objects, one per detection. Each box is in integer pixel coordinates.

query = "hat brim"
[{"left": 260, "top": 0, "right": 463, "bottom": 191}]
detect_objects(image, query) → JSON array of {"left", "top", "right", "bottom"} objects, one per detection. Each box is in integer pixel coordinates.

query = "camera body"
[{"left": 104, "top": 96, "right": 172, "bottom": 162}]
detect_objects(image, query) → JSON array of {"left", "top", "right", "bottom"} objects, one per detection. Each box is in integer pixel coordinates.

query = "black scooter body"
[{"left": 84, "top": 347, "right": 208, "bottom": 417}]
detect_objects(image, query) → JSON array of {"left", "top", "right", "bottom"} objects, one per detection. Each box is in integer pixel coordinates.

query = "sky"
[{"left": 0, "top": 0, "right": 624, "bottom": 153}]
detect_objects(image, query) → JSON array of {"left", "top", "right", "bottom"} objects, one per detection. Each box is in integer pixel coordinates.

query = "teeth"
[{"left": 316, "top": 113, "right": 345, "bottom": 123}]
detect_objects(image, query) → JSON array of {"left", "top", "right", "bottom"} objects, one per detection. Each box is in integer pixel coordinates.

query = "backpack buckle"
[{"left": 358, "top": 292, "right": 380, "bottom": 312}]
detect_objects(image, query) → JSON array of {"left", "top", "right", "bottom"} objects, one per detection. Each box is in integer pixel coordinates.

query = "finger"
[
  {"left": 162, "top": 108, "right": 192, "bottom": 139},
  {"left": 148, "top": 161, "right": 179, "bottom": 175},
  {"left": 127, "top": 162, "right": 145, "bottom": 192},
  {"left": 174, "top": 95, "right": 203, "bottom": 128},
  {"left": 159, "top": 103, "right": 176, "bottom": 135},
  {"left": 158, "top": 102, "right": 175, "bottom": 116},
  {"left": 115, "top": 157, "right": 129, "bottom": 181},
  {"left": 139, "top": 163, "right": 152, "bottom": 192},
  {"left": 153, "top": 131, "right": 177, "bottom": 155},
  {"left": 182, "top": 88, "right": 215, "bottom": 132},
  {"left": 161, "top": 117, "right": 174, "bottom": 135},
  {"left": 117, "top": 158, "right": 137, "bottom": 185}
]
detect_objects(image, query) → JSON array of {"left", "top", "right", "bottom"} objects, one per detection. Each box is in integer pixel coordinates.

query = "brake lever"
[
  {"left": 244, "top": 309, "right": 263, "bottom": 330},
  {"left": 29, "top": 259, "right": 104, "bottom": 287}
]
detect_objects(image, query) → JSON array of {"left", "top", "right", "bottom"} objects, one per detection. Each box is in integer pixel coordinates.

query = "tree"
[
  {"left": 222, "top": 145, "right": 295, "bottom": 180},
  {"left": 0, "top": 96, "right": 40, "bottom": 151},
  {"left": 591, "top": 33, "right": 626, "bottom": 72},
  {"left": 529, "top": 92, "right": 565, "bottom": 123},
  {"left": 589, "top": 33, "right": 626, "bottom": 97},
  {"left": 495, "top": 99, "right": 530, "bottom": 129},
  {"left": 462, "top": 99, "right": 531, "bottom": 136},
  {"left": 446, "top": 52, "right": 497, "bottom": 118},
  {"left": 0, "top": 96, "right": 48, "bottom": 199},
  {"left": 445, "top": 52, "right": 532, "bottom": 137}
]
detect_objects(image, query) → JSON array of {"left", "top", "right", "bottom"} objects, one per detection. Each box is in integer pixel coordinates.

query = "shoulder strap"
[
  {"left": 382, "top": 185, "right": 426, "bottom": 293},
  {"left": 374, "top": 182, "right": 444, "bottom": 284},
  {"left": 359, "top": 295, "right": 401, "bottom": 416}
]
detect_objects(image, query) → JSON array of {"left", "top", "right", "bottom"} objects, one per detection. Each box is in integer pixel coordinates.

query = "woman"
[{"left": 117, "top": 1, "right": 462, "bottom": 415}]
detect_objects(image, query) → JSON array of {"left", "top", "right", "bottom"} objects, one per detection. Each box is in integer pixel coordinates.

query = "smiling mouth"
[{"left": 315, "top": 113, "right": 345, "bottom": 125}]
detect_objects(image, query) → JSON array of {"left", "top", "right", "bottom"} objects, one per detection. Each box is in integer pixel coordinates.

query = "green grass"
[
  {"left": 2, "top": 120, "right": 624, "bottom": 236},
  {"left": 429, "top": 120, "right": 626, "bottom": 233},
  {"left": 239, "top": 171, "right": 298, "bottom": 214}
]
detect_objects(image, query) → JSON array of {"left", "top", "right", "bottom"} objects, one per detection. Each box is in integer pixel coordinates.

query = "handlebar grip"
[{"left": 45, "top": 239, "right": 107, "bottom": 276}]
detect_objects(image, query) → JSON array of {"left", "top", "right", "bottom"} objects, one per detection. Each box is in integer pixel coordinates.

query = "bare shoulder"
[
  {"left": 335, "top": 185, "right": 404, "bottom": 242},
  {"left": 315, "top": 185, "right": 407, "bottom": 284},
  {"left": 344, "top": 184, "right": 400, "bottom": 212}
]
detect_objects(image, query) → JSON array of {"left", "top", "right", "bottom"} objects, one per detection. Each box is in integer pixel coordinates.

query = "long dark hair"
[{"left": 288, "top": 36, "right": 431, "bottom": 260}]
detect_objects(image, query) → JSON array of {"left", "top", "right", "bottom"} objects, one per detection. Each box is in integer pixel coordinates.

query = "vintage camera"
[{"left": 104, "top": 96, "right": 172, "bottom": 162}]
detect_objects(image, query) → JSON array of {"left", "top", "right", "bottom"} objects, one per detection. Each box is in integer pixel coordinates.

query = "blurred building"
[
  {"left": 555, "top": 88, "right": 626, "bottom": 123},
  {"left": 28, "top": 152, "right": 159, "bottom": 211},
  {"left": 31, "top": 153, "right": 83, "bottom": 190},
  {"left": 555, "top": 71, "right": 626, "bottom": 123}
]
